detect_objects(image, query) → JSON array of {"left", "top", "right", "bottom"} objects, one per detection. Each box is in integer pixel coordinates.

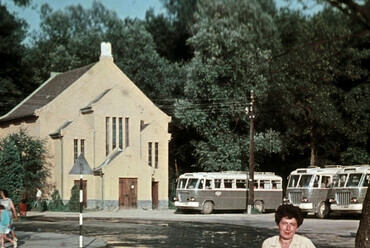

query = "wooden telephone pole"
[{"left": 247, "top": 90, "right": 255, "bottom": 214}]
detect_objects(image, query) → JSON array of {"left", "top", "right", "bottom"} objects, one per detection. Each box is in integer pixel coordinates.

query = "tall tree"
[
  {"left": 272, "top": 6, "right": 369, "bottom": 167},
  {"left": 0, "top": 129, "right": 49, "bottom": 205},
  {"left": 0, "top": 3, "right": 35, "bottom": 115},
  {"left": 174, "top": 0, "right": 282, "bottom": 171}
]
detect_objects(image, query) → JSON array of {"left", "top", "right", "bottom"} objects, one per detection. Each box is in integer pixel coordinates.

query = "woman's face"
[{"left": 0, "top": 191, "right": 4, "bottom": 198}]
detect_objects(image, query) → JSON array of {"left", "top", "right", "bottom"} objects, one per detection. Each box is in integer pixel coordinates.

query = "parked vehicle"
[
  {"left": 174, "top": 171, "right": 283, "bottom": 214},
  {"left": 283, "top": 166, "right": 343, "bottom": 218},
  {"left": 328, "top": 165, "right": 369, "bottom": 215}
]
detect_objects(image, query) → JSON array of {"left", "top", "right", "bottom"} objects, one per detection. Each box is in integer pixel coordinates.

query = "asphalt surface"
[{"left": 8, "top": 209, "right": 360, "bottom": 247}]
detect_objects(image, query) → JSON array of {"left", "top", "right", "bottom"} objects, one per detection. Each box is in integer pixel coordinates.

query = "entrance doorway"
[
  {"left": 152, "top": 182, "right": 159, "bottom": 209},
  {"left": 74, "top": 180, "right": 87, "bottom": 208},
  {"left": 119, "top": 178, "right": 138, "bottom": 209}
]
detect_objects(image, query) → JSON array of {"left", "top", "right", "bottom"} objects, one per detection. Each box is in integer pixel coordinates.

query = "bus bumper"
[
  {"left": 174, "top": 201, "right": 200, "bottom": 209},
  {"left": 297, "top": 203, "right": 313, "bottom": 211},
  {"left": 330, "top": 204, "right": 363, "bottom": 214}
]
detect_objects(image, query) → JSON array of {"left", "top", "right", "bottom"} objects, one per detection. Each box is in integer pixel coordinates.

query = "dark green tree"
[
  {"left": 174, "top": 0, "right": 282, "bottom": 171},
  {"left": 0, "top": 129, "right": 49, "bottom": 205},
  {"left": 0, "top": 3, "right": 35, "bottom": 115},
  {"left": 272, "top": 6, "right": 369, "bottom": 167}
]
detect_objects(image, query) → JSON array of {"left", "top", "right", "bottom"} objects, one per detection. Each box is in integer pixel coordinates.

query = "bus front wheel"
[
  {"left": 316, "top": 202, "right": 330, "bottom": 219},
  {"left": 254, "top": 200, "right": 264, "bottom": 213},
  {"left": 202, "top": 201, "right": 214, "bottom": 214}
]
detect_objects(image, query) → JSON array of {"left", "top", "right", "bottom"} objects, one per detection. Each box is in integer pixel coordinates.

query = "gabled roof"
[
  {"left": 0, "top": 63, "right": 95, "bottom": 123},
  {"left": 94, "top": 148, "right": 124, "bottom": 172}
]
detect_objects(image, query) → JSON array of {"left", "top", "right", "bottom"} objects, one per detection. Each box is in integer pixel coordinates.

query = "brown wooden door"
[
  {"left": 74, "top": 180, "right": 87, "bottom": 208},
  {"left": 119, "top": 178, "right": 137, "bottom": 209},
  {"left": 152, "top": 182, "right": 159, "bottom": 209}
]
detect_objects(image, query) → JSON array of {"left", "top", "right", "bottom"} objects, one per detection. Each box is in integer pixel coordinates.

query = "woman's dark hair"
[
  {"left": 1, "top": 189, "right": 9, "bottom": 198},
  {"left": 275, "top": 204, "right": 304, "bottom": 227}
]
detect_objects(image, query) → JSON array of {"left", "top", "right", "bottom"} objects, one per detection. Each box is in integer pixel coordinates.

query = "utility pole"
[{"left": 246, "top": 90, "right": 255, "bottom": 214}]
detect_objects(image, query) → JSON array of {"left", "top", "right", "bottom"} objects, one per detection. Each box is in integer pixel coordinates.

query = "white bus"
[
  {"left": 283, "top": 166, "right": 343, "bottom": 218},
  {"left": 174, "top": 171, "right": 283, "bottom": 214},
  {"left": 328, "top": 165, "right": 369, "bottom": 215}
]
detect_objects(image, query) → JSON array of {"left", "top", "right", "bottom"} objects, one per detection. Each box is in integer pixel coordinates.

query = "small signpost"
[{"left": 69, "top": 154, "right": 93, "bottom": 248}]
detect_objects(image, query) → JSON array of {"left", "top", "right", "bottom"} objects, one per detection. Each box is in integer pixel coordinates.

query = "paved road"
[{"left": 13, "top": 210, "right": 359, "bottom": 247}]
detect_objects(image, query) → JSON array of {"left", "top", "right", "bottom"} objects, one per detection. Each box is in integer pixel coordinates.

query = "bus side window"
[
  {"left": 214, "top": 179, "right": 221, "bottom": 189},
  {"left": 321, "top": 176, "right": 330, "bottom": 188},
  {"left": 205, "top": 179, "right": 212, "bottom": 189},
  {"left": 198, "top": 179, "right": 204, "bottom": 189},
  {"left": 272, "top": 180, "right": 281, "bottom": 189},
  {"left": 236, "top": 180, "right": 246, "bottom": 189},
  {"left": 363, "top": 175, "right": 370, "bottom": 187},
  {"left": 254, "top": 181, "right": 258, "bottom": 189},
  {"left": 313, "top": 176, "right": 319, "bottom": 188},
  {"left": 224, "top": 179, "right": 233, "bottom": 189},
  {"left": 261, "top": 180, "right": 270, "bottom": 189}
]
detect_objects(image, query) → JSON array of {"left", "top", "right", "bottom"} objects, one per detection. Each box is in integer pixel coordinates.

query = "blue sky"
[{"left": 5, "top": 0, "right": 322, "bottom": 33}]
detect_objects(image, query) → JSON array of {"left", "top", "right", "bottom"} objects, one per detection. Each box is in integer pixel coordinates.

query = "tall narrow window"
[
  {"left": 80, "top": 139, "right": 85, "bottom": 156},
  {"left": 125, "top": 117, "right": 129, "bottom": 147},
  {"left": 119, "top": 117, "right": 123, "bottom": 149},
  {"left": 155, "top": 142, "right": 159, "bottom": 169},
  {"left": 148, "top": 142, "right": 153, "bottom": 167},
  {"left": 74, "top": 139, "right": 78, "bottom": 163},
  {"left": 112, "top": 117, "right": 117, "bottom": 149},
  {"left": 106, "top": 117, "right": 110, "bottom": 156}
]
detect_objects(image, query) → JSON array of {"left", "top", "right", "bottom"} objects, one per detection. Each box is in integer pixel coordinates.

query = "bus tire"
[
  {"left": 201, "top": 201, "right": 214, "bottom": 214},
  {"left": 316, "top": 202, "right": 330, "bottom": 219},
  {"left": 254, "top": 200, "right": 264, "bottom": 213}
]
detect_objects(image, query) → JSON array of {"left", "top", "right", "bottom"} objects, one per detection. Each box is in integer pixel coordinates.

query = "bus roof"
[
  {"left": 339, "top": 165, "right": 370, "bottom": 174},
  {"left": 290, "top": 167, "right": 343, "bottom": 175},
  {"left": 179, "top": 171, "right": 282, "bottom": 180},
  {"left": 290, "top": 165, "right": 370, "bottom": 176}
]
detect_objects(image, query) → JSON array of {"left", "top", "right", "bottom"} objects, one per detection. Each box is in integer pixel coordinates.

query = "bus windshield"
[
  {"left": 299, "top": 175, "right": 312, "bottom": 188},
  {"left": 186, "top": 179, "right": 199, "bottom": 189},
  {"left": 177, "top": 179, "right": 187, "bottom": 189},
  {"left": 334, "top": 174, "right": 347, "bottom": 188},
  {"left": 288, "top": 175, "right": 300, "bottom": 188},
  {"left": 346, "top": 173, "right": 362, "bottom": 187}
]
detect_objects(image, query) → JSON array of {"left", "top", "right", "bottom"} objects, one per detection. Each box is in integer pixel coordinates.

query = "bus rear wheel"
[
  {"left": 254, "top": 200, "right": 264, "bottom": 213},
  {"left": 202, "top": 201, "right": 214, "bottom": 214},
  {"left": 316, "top": 202, "right": 330, "bottom": 219}
]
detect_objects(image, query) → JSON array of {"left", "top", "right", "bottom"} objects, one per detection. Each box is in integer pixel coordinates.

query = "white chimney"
[{"left": 100, "top": 42, "right": 113, "bottom": 62}]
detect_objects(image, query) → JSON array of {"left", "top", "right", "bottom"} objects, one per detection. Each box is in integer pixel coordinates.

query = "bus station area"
[{"left": 14, "top": 209, "right": 359, "bottom": 248}]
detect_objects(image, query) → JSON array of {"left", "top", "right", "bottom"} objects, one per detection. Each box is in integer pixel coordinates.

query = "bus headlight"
[
  {"left": 173, "top": 197, "right": 179, "bottom": 201},
  {"left": 283, "top": 197, "right": 290, "bottom": 203},
  {"left": 351, "top": 197, "right": 358, "bottom": 203},
  {"left": 329, "top": 198, "right": 336, "bottom": 203},
  {"left": 189, "top": 197, "right": 196, "bottom": 202},
  {"left": 301, "top": 197, "right": 308, "bottom": 203}
]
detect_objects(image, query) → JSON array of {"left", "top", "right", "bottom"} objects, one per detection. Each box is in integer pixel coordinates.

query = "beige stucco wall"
[{"left": 0, "top": 55, "right": 171, "bottom": 209}]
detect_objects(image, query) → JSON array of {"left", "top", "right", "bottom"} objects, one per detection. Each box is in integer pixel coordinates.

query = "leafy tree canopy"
[{"left": 0, "top": 129, "right": 49, "bottom": 205}]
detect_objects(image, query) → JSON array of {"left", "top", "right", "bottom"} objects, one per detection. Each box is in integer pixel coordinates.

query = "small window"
[
  {"left": 205, "top": 179, "right": 212, "bottom": 189},
  {"left": 224, "top": 179, "right": 233, "bottom": 188},
  {"left": 272, "top": 180, "right": 281, "bottom": 189},
  {"left": 236, "top": 180, "right": 246, "bottom": 189},
  {"left": 321, "top": 176, "right": 330, "bottom": 188},
  {"left": 363, "top": 174, "right": 369, "bottom": 187},
  {"left": 260, "top": 180, "right": 270, "bottom": 189},
  {"left": 198, "top": 179, "right": 205, "bottom": 189},
  {"left": 214, "top": 179, "right": 221, "bottom": 188},
  {"left": 313, "top": 175, "right": 320, "bottom": 188},
  {"left": 254, "top": 181, "right": 258, "bottom": 189}
]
